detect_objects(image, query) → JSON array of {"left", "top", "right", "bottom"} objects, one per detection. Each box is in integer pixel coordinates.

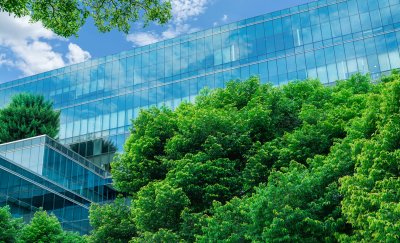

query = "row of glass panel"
[
  {"left": 1, "top": 0, "right": 399, "bottom": 89},
  {"left": 1, "top": 0, "right": 399, "bottom": 108},
  {"left": 55, "top": 32, "right": 400, "bottom": 144}
]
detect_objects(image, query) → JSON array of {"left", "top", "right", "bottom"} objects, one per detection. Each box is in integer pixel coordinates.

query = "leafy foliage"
[
  {"left": 197, "top": 198, "right": 250, "bottom": 242},
  {"left": 88, "top": 198, "right": 137, "bottom": 243},
  {"left": 96, "top": 72, "right": 400, "bottom": 242},
  {"left": 0, "top": 206, "right": 22, "bottom": 243},
  {"left": 131, "top": 229, "right": 183, "bottom": 243},
  {"left": 0, "top": 93, "right": 60, "bottom": 143},
  {"left": 62, "top": 231, "right": 87, "bottom": 243},
  {"left": 0, "top": 0, "right": 171, "bottom": 37},
  {"left": 132, "top": 181, "right": 190, "bottom": 232},
  {"left": 112, "top": 107, "right": 177, "bottom": 193},
  {"left": 339, "top": 74, "right": 400, "bottom": 242},
  {"left": 0, "top": 207, "right": 85, "bottom": 242},
  {"left": 19, "top": 210, "right": 69, "bottom": 242}
]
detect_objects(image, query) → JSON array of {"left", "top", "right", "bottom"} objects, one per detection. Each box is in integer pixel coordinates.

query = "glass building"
[
  {"left": 1, "top": 0, "right": 400, "bottom": 233},
  {"left": 0, "top": 135, "right": 116, "bottom": 234}
]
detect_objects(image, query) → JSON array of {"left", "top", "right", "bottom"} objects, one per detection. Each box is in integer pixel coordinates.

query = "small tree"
[
  {"left": 0, "top": 207, "right": 85, "bottom": 242},
  {"left": 0, "top": 206, "right": 23, "bottom": 243},
  {"left": 19, "top": 210, "right": 64, "bottom": 242},
  {"left": 0, "top": 93, "right": 60, "bottom": 143}
]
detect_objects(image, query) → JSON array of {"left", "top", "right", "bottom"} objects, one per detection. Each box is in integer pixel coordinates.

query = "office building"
[{"left": 0, "top": 135, "right": 115, "bottom": 234}]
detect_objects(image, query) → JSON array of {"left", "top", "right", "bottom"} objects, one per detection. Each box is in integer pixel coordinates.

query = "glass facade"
[
  {"left": 0, "top": 135, "right": 116, "bottom": 234},
  {"left": 1, "top": 0, "right": 400, "bottom": 233}
]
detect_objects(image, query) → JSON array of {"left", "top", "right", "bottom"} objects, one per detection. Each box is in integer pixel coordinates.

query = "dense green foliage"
[
  {"left": 88, "top": 198, "right": 137, "bottom": 243},
  {"left": 94, "top": 72, "right": 400, "bottom": 242},
  {"left": 0, "top": 207, "right": 85, "bottom": 242},
  {"left": 3, "top": 72, "right": 400, "bottom": 242},
  {"left": 0, "top": 93, "right": 60, "bottom": 143},
  {"left": 0, "top": 0, "right": 171, "bottom": 37}
]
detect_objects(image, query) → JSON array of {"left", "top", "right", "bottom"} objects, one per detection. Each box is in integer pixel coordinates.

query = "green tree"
[
  {"left": 0, "top": 93, "right": 60, "bottom": 143},
  {"left": 111, "top": 107, "right": 177, "bottom": 194},
  {"left": 104, "top": 73, "right": 400, "bottom": 242},
  {"left": 19, "top": 210, "right": 64, "bottom": 243},
  {"left": 0, "top": 0, "right": 171, "bottom": 37},
  {"left": 166, "top": 155, "right": 242, "bottom": 212},
  {"left": 339, "top": 74, "right": 400, "bottom": 242},
  {"left": 130, "top": 229, "right": 183, "bottom": 243},
  {"left": 63, "top": 231, "right": 87, "bottom": 243},
  {"left": 132, "top": 181, "right": 190, "bottom": 232},
  {"left": 88, "top": 197, "right": 137, "bottom": 243},
  {"left": 0, "top": 206, "right": 22, "bottom": 243},
  {"left": 238, "top": 74, "right": 373, "bottom": 242},
  {"left": 0, "top": 207, "right": 85, "bottom": 243},
  {"left": 198, "top": 198, "right": 250, "bottom": 242}
]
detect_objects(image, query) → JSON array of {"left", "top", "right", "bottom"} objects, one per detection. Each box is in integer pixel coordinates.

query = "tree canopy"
[
  {"left": 0, "top": 0, "right": 172, "bottom": 37},
  {"left": 0, "top": 93, "right": 60, "bottom": 143},
  {"left": 89, "top": 72, "right": 400, "bottom": 242}
]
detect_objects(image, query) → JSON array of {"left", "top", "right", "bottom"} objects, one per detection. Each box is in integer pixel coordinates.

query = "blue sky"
[{"left": 0, "top": 0, "right": 313, "bottom": 83}]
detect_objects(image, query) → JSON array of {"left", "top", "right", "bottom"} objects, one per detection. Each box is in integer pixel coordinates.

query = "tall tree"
[
  {"left": 0, "top": 93, "right": 60, "bottom": 143},
  {"left": 0, "top": 0, "right": 172, "bottom": 37},
  {"left": 104, "top": 73, "right": 400, "bottom": 241}
]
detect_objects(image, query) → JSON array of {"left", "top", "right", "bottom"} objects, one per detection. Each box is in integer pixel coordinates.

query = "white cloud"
[
  {"left": 66, "top": 43, "right": 91, "bottom": 64},
  {"left": 126, "top": 23, "right": 200, "bottom": 46},
  {"left": 222, "top": 14, "right": 228, "bottom": 22},
  {"left": 126, "top": 32, "right": 161, "bottom": 46},
  {"left": 162, "top": 23, "right": 196, "bottom": 39},
  {"left": 0, "top": 12, "right": 90, "bottom": 76},
  {"left": 171, "top": 0, "right": 209, "bottom": 24},
  {"left": 126, "top": 0, "right": 209, "bottom": 46},
  {"left": 11, "top": 41, "right": 65, "bottom": 76}
]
